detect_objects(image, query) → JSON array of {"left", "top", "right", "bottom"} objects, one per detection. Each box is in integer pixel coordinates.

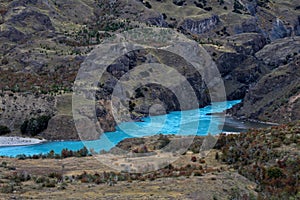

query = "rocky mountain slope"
[
  {"left": 0, "top": 0, "right": 299, "bottom": 137},
  {"left": 230, "top": 42, "right": 300, "bottom": 123}
]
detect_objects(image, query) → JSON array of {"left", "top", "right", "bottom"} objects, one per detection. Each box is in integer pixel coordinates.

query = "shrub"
[
  {"left": 78, "top": 147, "right": 88, "bottom": 157},
  {"left": 133, "top": 145, "right": 148, "bottom": 153},
  {"left": 0, "top": 125, "right": 10, "bottom": 135},
  {"left": 128, "top": 101, "right": 136, "bottom": 112},
  {"left": 58, "top": 182, "right": 68, "bottom": 190},
  {"left": 16, "top": 154, "right": 27, "bottom": 160},
  {"left": 218, "top": 0, "right": 224, "bottom": 5},
  {"left": 267, "top": 167, "right": 284, "bottom": 179},
  {"left": 21, "top": 115, "right": 51, "bottom": 136},
  {"left": 0, "top": 184, "right": 14, "bottom": 193},
  {"left": 191, "top": 156, "right": 197, "bottom": 162},
  {"left": 8, "top": 166, "right": 16, "bottom": 170},
  {"left": 173, "top": 0, "right": 185, "bottom": 6},
  {"left": 35, "top": 176, "right": 47, "bottom": 184},
  {"left": 1, "top": 57, "right": 8, "bottom": 65},
  {"left": 157, "top": 134, "right": 170, "bottom": 149},
  {"left": 61, "top": 148, "right": 73, "bottom": 158},
  {"left": 194, "top": 171, "right": 202, "bottom": 176},
  {"left": 0, "top": 161, "right": 7, "bottom": 168},
  {"left": 204, "top": 7, "right": 212, "bottom": 11},
  {"left": 48, "top": 172, "right": 63, "bottom": 181},
  {"left": 257, "top": 0, "right": 270, "bottom": 8},
  {"left": 43, "top": 179, "right": 56, "bottom": 187},
  {"left": 215, "top": 152, "right": 219, "bottom": 160},
  {"left": 10, "top": 171, "right": 31, "bottom": 182},
  {"left": 144, "top": 1, "right": 152, "bottom": 9}
]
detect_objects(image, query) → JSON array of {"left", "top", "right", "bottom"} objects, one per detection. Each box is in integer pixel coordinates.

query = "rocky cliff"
[
  {"left": 94, "top": 49, "right": 211, "bottom": 120},
  {"left": 230, "top": 37, "right": 300, "bottom": 123}
]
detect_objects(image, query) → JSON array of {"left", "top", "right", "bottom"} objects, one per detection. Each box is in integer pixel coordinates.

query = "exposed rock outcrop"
[
  {"left": 93, "top": 48, "right": 211, "bottom": 127},
  {"left": 295, "top": 16, "right": 300, "bottom": 36},
  {"left": 0, "top": 26, "right": 26, "bottom": 42},
  {"left": 180, "top": 15, "right": 220, "bottom": 34},
  {"left": 226, "top": 33, "right": 267, "bottom": 55},
  {"left": 230, "top": 54, "right": 300, "bottom": 123},
  {"left": 8, "top": 9, "right": 54, "bottom": 32},
  {"left": 269, "top": 18, "right": 292, "bottom": 41},
  {"left": 146, "top": 14, "right": 168, "bottom": 27},
  {"left": 40, "top": 115, "right": 79, "bottom": 140},
  {"left": 255, "top": 37, "right": 300, "bottom": 68},
  {"left": 206, "top": 33, "right": 270, "bottom": 100},
  {"left": 233, "top": 17, "right": 261, "bottom": 34}
]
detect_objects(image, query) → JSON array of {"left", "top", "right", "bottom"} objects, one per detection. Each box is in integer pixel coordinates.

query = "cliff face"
[
  {"left": 230, "top": 37, "right": 300, "bottom": 123},
  {"left": 180, "top": 15, "right": 220, "bottom": 34},
  {"left": 82, "top": 46, "right": 213, "bottom": 133},
  {"left": 255, "top": 37, "right": 300, "bottom": 68},
  {"left": 202, "top": 32, "right": 270, "bottom": 100}
]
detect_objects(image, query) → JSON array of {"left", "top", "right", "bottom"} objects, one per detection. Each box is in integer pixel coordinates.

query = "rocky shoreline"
[{"left": 0, "top": 136, "right": 46, "bottom": 147}]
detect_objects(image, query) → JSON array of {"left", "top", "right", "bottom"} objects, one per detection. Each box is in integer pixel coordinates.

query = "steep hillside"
[
  {"left": 0, "top": 0, "right": 299, "bottom": 136},
  {"left": 230, "top": 37, "right": 300, "bottom": 123},
  {"left": 1, "top": 0, "right": 299, "bottom": 94}
]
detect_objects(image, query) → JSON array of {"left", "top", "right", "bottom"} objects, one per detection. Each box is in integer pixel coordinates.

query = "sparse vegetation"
[
  {"left": 3, "top": 121, "right": 298, "bottom": 199},
  {"left": 215, "top": 121, "right": 300, "bottom": 199}
]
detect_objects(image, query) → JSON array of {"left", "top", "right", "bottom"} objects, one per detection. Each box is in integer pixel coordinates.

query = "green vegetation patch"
[
  {"left": 21, "top": 115, "right": 51, "bottom": 136},
  {"left": 0, "top": 125, "right": 11, "bottom": 135}
]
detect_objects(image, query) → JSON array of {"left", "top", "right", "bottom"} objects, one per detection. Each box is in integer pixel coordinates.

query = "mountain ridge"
[{"left": 0, "top": 0, "right": 299, "bottom": 138}]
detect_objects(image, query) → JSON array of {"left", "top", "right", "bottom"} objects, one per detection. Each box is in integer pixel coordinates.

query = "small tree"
[
  {"left": 21, "top": 115, "right": 51, "bottom": 136},
  {"left": 215, "top": 152, "right": 219, "bottom": 160},
  {"left": 0, "top": 125, "right": 10, "bottom": 135},
  {"left": 78, "top": 147, "right": 88, "bottom": 157},
  {"left": 267, "top": 167, "right": 284, "bottom": 179}
]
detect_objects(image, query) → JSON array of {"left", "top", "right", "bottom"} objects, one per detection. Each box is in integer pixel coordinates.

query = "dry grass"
[
  {"left": 0, "top": 150, "right": 257, "bottom": 199},
  {"left": 56, "top": 94, "right": 73, "bottom": 116}
]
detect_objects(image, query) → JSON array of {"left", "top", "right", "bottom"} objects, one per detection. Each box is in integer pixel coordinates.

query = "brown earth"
[{"left": 0, "top": 149, "right": 257, "bottom": 200}]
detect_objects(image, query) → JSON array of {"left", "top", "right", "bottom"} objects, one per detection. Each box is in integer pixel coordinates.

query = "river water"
[{"left": 0, "top": 100, "right": 267, "bottom": 157}]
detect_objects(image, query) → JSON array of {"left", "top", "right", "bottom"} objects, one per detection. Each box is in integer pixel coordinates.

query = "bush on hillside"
[
  {"left": 0, "top": 125, "right": 11, "bottom": 135},
  {"left": 21, "top": 115, "right": 51, "bottom": 136}
]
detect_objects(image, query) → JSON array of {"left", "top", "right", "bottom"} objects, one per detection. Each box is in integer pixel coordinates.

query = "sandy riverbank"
[{"left": 0, "top": 136, "right": 46, "bottom": 147}]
